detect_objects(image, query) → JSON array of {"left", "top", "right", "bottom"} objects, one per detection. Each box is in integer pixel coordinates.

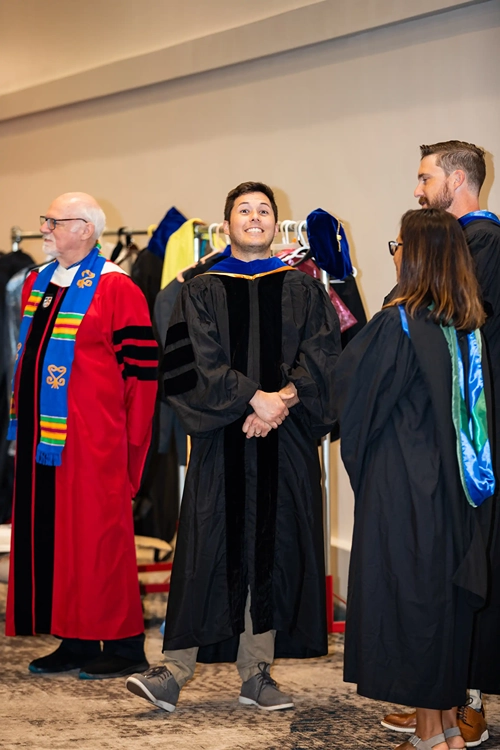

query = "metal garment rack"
[{"left": 10, "top": 225, "right": 150, "bottom": 252}]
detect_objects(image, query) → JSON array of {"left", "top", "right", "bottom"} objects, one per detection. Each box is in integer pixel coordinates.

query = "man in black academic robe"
[{"left": 126, "top": 181, "right": 340, "bottom": 713}]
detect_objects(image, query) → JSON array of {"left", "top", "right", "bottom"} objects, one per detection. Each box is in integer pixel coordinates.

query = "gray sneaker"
[
  {"left": 126, "top": 665, "right": 180, "bottom": 712},
  {"left": 239, "top": 662, "right": 294, "bottom": 711}
]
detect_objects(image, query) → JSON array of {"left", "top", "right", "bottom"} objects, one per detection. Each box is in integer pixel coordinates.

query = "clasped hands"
[{"left": 243, "top": 383, "right": 299, "bottom": 439}]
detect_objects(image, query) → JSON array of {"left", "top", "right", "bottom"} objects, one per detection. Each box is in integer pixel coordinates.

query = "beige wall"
[{"left": 0, "top": 0, "right": 498, "bottom": 597}]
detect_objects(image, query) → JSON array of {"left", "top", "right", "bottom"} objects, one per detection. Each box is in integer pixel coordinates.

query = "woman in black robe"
[{"left": 333, "top": 209, "right": 495, "bottom": 750}]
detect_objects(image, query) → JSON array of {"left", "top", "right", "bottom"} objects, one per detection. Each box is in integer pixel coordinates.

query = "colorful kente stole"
[
  {"left": 8, "top": 245, "right": 106, "bottom": 466},
  {"left": 440, "top": 325, "right": 495, "bottom": 507},
  {"left": 398, "top": 305, "right": 495, "bottom": 507}
]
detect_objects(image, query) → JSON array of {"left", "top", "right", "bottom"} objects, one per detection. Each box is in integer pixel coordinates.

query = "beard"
[
  {"left": 419, "top": 182, "right": 454, "bottom": 210},
  {"left": 42, "top": 238, "right": 60, "bottom": 259}
]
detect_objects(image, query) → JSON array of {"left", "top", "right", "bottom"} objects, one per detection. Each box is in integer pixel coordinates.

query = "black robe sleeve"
[
  {"left": 332, "top": 308, "right": 416, "bottom": 494},
  {"left": 281, "top": 276, "right": 341, "bottom": 438},
  {"left": 466, "top": 223, "right": 500, "bottom": 320},
  {"left": 162, "top": 279, "right": 259, "bottom": 434}
]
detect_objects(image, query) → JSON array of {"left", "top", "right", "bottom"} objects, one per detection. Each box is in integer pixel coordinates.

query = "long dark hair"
[{"left": 384, "top": 208, "right": 485, "bottom": 331}]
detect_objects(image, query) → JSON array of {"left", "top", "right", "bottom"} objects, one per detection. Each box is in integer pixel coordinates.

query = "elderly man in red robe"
[{"left": 5, "top": 192, "right": 158, "bottom": 679}]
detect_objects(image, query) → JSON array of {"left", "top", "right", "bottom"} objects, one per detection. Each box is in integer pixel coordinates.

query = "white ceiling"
[{"left": 0, "top": 0, "right": 322, "bottom": 95}]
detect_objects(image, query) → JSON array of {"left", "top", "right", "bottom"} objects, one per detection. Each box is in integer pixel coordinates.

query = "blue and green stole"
[
  {"left": 399, "top": 306, "right": 495, "bottom": 507},
  {"left": 8, "top": 245, "right": 106, "bottom": 466},
  {"left": 441, "top": 326, "right": 495, "bottom": 507}
]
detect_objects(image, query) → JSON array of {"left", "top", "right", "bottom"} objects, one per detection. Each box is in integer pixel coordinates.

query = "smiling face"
[{"left": 223, "top": 192, "right": 278, "bottom": 260}]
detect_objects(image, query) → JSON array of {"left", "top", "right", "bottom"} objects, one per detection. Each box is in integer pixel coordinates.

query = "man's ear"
[
  {"left": 452, "top": 169, "right": 466, "bottom": 190},
  {"left": 274, "top": 223, "right": 279, "bottom": 237},
  {"left": 222, "top": 219, "right": 230, "bottom": 235},
  {"left": 81, "top": 222, "right": 95, "bottom": 241}
]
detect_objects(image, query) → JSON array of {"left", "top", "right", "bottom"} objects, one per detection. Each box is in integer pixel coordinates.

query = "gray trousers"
[{"left": 163, "top": 593, "right": 275, "bottom": 688}]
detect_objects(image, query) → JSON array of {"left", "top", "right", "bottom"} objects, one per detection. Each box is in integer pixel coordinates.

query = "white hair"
[
  {"left": 77, "top": 202, "right": 106, "bottom": 241},
  {"left": 56, "top": 192, "right": 106, "bottom": 242}
]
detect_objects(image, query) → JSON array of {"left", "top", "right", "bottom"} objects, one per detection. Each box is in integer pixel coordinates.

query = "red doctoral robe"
[{"left": 6, "top": 260, "right": 158, "bottom": 640}]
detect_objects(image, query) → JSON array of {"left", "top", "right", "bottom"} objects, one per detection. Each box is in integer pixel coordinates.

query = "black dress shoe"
[
  {"left": 79, "top": 654, "right": 149, "bottom": 680},
  {"left": 29, "top": 642, "right": 99, "bottom": 674}
]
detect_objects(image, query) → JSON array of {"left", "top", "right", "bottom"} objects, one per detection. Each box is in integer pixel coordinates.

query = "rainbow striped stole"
[
  {"left": 24, "top": 289, "right": 44, "bottom": 317},
  {"left": 40, "top": 415, "right": 67, "bottom": 447},
  {"left": 8, "top": 245, "right": 106, "bottom": 466},
  {"left": 52, "top": 312, "right": 85, "bottom": 340}
]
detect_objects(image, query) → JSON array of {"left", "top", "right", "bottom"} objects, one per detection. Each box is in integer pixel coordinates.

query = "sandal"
[
  {"left": 443, "top": 727, "right": 465, "bottom": 749},
  {"left": 407, "top": 733, "right": 446, "bottom": 749}
]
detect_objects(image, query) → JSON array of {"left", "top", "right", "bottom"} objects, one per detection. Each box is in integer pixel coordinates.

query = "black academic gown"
[
  {"left": 466, "top": 218, "right": 500, "bottom": 693},
  {"left": 161, "top": 265, "right": 340, "bottom": 661},
  {"left": 133, "top": 254, "right": 230, "bottom": 544},
  {"left": 333, "top": 307, "right": 493, "bottom": 709},
  {"left": 0, "top": 251, "right": 34, "bottom": 523}
]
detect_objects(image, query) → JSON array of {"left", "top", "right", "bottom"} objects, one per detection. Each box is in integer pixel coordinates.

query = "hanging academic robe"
[
  {"left": 0, "top": 251, "right": 35, "bottom": 524},
  {"left": 6, "top": 261, "right": 158, "bottom": 640},
  {"left": 161, "top": 256, "right": 340, "bottom": 661},
  {"left": 133, "top": 251, "right": 231, "bottom": 544},
  {"left": 333, "top": 307, "right": 493, "bottom": 709}
]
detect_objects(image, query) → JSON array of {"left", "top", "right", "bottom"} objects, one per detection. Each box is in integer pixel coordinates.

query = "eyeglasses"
[
  {"left": 40, "top": 216, "right": 88, "bottom": 231},
  {"left": 388, "top": 241, "right": 403, "bottom": 256}
]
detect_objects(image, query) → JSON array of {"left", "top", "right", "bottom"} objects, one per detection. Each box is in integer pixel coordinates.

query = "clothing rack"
[
  {"left": 193, "top": 220, "right": 311, "bottom": 262},
  {"left": 10, "top": 226, "right": 150, "bottom": 252},
  {"left": 193, "top": 222, "right": 227, "bottom": 262}
]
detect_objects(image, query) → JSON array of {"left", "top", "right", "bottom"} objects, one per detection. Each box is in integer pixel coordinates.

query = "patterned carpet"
[{"left": 1, "top": 581, "right": 500, "bottom": 750}]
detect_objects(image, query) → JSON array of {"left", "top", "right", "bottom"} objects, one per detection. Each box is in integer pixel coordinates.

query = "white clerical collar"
[{"left": 43, "top": 259, "right": 129, "bottom": 288}]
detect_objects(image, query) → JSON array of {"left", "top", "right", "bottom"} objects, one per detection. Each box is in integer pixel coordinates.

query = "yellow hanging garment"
[
  {"left": 160, "top": 219, "right": 202, "bottom": 290},
  {"left": 160, "top": 219, "right": 226, "bottom": 289}
]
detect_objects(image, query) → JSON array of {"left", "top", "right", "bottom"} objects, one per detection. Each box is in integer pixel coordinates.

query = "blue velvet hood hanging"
[
  {"left": 148, "top": 206, "right": 187, "bottom": 259},
  {"left": 306, "top": 208, "right": 353, "bottom": 280}
]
